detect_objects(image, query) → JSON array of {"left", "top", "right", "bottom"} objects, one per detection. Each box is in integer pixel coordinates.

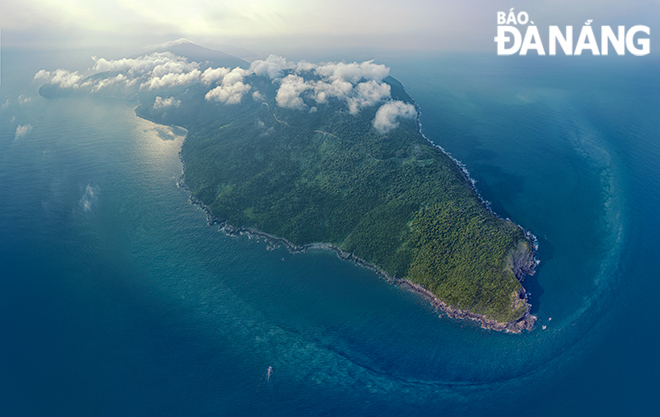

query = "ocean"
[{"left": 1, "top": 49, "right": 658, "bottom": 416}]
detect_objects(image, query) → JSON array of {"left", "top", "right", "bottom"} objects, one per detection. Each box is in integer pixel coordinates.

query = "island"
[{"left": 37, "top": 41, "right": 537, "bottom": 332}]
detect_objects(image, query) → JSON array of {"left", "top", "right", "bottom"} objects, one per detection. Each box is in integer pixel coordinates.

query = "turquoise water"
[{"left": 1, "top": 50, "right": 658, "bottom": 415}]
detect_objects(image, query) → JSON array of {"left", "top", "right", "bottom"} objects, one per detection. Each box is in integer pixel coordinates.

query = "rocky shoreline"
[
  {"left": 177, "top": 162, "right": 537, "bottom": 333},
  {"left": 400, "top": 275, "right": 536, "bottom": 333},
  {"left": 409, "top": 98, "right": 538, "bottom": 332}
]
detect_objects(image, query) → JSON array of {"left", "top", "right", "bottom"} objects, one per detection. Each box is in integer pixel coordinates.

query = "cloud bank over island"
[
  {"left": 34, "top": 52, "right": 202, "bottom": 94},
  {"left": 35, "top": 50, "right": 416, "bottom": 134}
]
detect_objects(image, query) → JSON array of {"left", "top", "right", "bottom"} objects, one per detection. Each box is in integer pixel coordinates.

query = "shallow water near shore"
[{"left": 1, "top": 50, "right": 658, "bottom": 416}]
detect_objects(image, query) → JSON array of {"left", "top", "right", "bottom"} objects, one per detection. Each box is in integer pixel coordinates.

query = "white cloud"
[
  {"left": 252, "top": 91, "right": 265, "bottom": 101},
  {"left": 154, "top": 96, "right": 181, "bottom": 109},
  {"left": 1, "top": 99, "right": 10, "bottom": 109},
  {"left": 40, "top": 69, "right": 84, "bottom": 89},
  {"left": 346, "top": 81, "right": 391, "bottom": 115},
  {"left": 250, "top": 55, "right": 295, "bottom": 79},
  {"left": 205, "top": 68, "right": 251, "bottom": 104},
  {"left": 92, "top": 52, "right": 197, "bottom": 78},
  {"left": 36, "top": 52, "right": 204, "bottom": 97},
  {"left": 151, "top": 60, "right": 197, "bottom": 78},
  {"left": 314, "top": 60, "right": 390, "bottom": 84},
  {"left": 15, "top": 124, "right": 33, "bottom": 140},
  {"left": 312, "top": 79, "right": 353, "bottom": 104},
  {"left": 255, "top": 59, "right": 392, "bottom": 113},
  {"left": 91, "top": 73, "right": 139, "bottom": 93},
  {"left": 201, "top": 67, "right": 230, "bottom": 85},
  {"left": 276, "top": 74, "right": 312, "bottom": 109},
  {"left": 35, "top": 68, "right": 94, "bottom": 91},
  {"left": 269, "top": 73, "right": 391, "bottom": 114},
  {"left": 372, "top": 101, "right": 416, "bottom": 134},
  {"left": 222, "top": 68, "right": 247, "bottom": 86},
  {"left": 295, "top": 61, "right": 316, "bottom": 73},
  {"left": 35, "top": 51, "right": 395, "bottom": 116},
  {"left": 205, "top": 82, "right": 251, "bottom": 104},
  {"left": 141, "top": 68, "right": 201, "bottom": 90},
  {"left": 34, "top": 70, "right": 51, "bottom": 81}
]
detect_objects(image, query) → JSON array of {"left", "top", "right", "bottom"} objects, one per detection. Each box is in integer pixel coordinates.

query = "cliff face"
[
  {"left": 508, "top": 240, "right": 537, "bottom": 280},
  {"left": 504, "top": 240, "right": 537, "bottom": 331}
]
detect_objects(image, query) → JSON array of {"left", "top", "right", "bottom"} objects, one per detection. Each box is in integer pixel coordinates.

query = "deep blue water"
[{"left": 1, "top": 50, "right": 659, "bottom": 416}]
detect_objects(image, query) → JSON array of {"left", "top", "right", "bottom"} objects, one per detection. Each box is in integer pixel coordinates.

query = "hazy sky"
[{"left": 1, "top": 0, "right": 658, "bottom": 55}]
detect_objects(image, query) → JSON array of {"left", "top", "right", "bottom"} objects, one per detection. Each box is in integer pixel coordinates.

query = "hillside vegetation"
[{"left": 142, "top": 76, "right": 532, "bottom": 324}]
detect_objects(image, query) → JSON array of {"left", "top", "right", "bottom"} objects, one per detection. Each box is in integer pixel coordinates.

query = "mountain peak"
[
  {"left": 147, "top": 39, "right": 250, "bottom": 70},
  {"left": 145, "top": 38, "right": 196, "bottom": 50}
]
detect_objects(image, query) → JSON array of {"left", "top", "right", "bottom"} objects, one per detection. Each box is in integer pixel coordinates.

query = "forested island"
[{"left": 38, "top": 41, "right": 537, "bottom": 331}]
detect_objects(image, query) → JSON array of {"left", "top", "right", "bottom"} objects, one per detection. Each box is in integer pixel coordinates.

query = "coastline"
[
  {"left": 176, "top": 158, "right": 537, "bottom": 333},
  {"left": 45, "top": 74, "right": 540, "bottom": 332},
  {"left": 409, "top": 96, "right": 538, "bottom": 331},
  {"left": 142, "top": 87, "right": 538, "bottom": 333}
]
